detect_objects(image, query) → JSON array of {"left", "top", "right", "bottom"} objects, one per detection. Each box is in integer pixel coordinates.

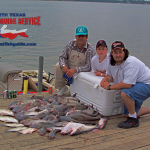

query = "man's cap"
[
  {"left": 76, "top": 26, "right": 88, "bottom": 36},
  {"left": 96, "top": 40, "right": 107, "bottom": 48},
  {"left": 111, "top": 41, "right": 125, "bottom": 51}
]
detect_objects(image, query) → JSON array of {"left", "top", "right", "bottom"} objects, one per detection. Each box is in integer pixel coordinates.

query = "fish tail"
[{"left": 95, "top": 123, "right": 100, "bottom": 128}]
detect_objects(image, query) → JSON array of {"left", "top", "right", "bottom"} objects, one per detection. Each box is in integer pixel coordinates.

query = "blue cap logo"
[{"left": 76, "top": 26, "right": 88, "bottom": 36}]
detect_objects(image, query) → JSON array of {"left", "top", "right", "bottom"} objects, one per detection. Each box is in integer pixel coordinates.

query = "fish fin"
[
  {"left": 73, "top": 107, "right": 75, "bottom": 111},
  {"left": 99, "top": 114, "right": 104, "bottom": 118},
  {"left": 87, "top": 106, "right": 90, "bottom": 110},
  {"left": 96, "top": 108, "right": 99, "bottom": 112},
  {"left": 54, "top": 108, "right": 58, "bottom": 113},
  {"left": 70, "top": 129, "right": 76, "bottom": 135},
  {"left": 67, "top": 98, "right": 69, "bottom": 103},
  {"left": 72, "top": 93, "right": 77, "bottom": 97},
  {"left": 78, "top": 114, "right": 86, "bottom": 119}
]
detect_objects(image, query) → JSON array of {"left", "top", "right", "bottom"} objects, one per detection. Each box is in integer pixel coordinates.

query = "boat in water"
[{"left": 0, "top": 68, "right": 56, "bottom": 95}]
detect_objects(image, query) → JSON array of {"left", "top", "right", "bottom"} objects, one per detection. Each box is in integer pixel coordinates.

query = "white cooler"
[{"left": 70, "top": 72, "right": 124, "bottom": 116}]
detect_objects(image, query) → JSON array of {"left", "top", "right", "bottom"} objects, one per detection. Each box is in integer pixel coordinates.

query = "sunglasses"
[{"left": 76, "top": 35, "right": 86, "bottom": 38}]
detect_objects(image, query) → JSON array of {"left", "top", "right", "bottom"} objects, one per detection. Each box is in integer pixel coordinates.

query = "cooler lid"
[{"left": 73, "top": 72, "right": 103, "bottom": 86}]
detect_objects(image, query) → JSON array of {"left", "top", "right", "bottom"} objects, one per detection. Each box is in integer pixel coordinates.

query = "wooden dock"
[{"left": 0, "top": 92, "right": 150, "bottom": 150}]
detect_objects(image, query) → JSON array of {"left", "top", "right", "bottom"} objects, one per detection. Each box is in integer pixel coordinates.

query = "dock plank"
[
  {"left": 104, "top": 138, "right": 150, "bottom": 150},
  {"left": 0, "top": 143, "right": 14, "bottom": 150},
  {"left": 136, "top": 145, "right": 150, "bottom": 150},
  {"left": 16, "top": 121, "right": 150, "bottom": 150},
  {"left": 50, "top": 127, "right": 150, "bottom": 150}
]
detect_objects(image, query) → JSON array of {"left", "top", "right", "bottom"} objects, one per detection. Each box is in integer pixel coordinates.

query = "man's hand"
[
  {"left": 101, "top": 76, "right": 111, "bottom": 90},
  {"left": 62, "top": 66, "right": 69, "bottom": 73},
  {"left": 66, "top": 68, "right": 76, "bottom": 77},
  {"left": 100, "top": 77, "right": 107, "bottom": 87},
  {"left": 101, "top": 80, "right": 110, "bottom": 90}
]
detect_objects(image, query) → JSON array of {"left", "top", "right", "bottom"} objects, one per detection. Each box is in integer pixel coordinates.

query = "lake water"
[{"left": 0, "top": 1, "right": 150, "bottom": 105}]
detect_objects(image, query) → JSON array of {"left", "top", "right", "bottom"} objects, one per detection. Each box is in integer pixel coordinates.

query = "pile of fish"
[{"left": 0, "top": 95, "right": 107, "bottom": 139}]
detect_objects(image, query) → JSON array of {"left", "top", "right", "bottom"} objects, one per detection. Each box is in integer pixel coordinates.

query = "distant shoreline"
[{"left": 44, "top": 0, "right": 150, "bottom": 5}]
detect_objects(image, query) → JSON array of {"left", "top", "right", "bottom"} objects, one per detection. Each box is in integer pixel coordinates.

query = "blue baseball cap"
[
  {"left": 96, "top": 40, "right": 107, "bottom": 48},
  {"left": 76, "top": 26, "right": 88, "bottom": 36}
]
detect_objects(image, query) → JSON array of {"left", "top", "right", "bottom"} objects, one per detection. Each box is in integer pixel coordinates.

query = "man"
[
  {"left": 54, "top": 26, "right": 95, "bottom": 95},
  {"left": 100, "top": 41, "right": 150, "bottom": 129}
]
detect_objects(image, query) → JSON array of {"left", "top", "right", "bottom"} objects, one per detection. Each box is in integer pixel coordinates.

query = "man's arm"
[
  {"left": 66, "top": 48, "right": 95, "bottom": 77},
  {"left": 62, "top": 66, "right": 69, "bottom": 73},
  {"left": 101, "top": 80, "right": 132, "bottom": 90},
  {"left": 110, "top": 82, "right": 132, "bottom": 90},
  {"left": 59, "top": 50, "right": 68, "bottom": 69},
  {"left": 59, "top": 40, "right": 73, "bottom": 69},
  {"left": 100, "top": 75, "right": 113, "bottom": 87}
]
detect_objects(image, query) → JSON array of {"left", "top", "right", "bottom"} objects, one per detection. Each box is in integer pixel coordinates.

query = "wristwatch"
[
  {"left": 107, "top": 85, "right": 111, "bottom": 90},
  {"left": 61, "top": 65, "right": 65, "bottom": 69}
]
